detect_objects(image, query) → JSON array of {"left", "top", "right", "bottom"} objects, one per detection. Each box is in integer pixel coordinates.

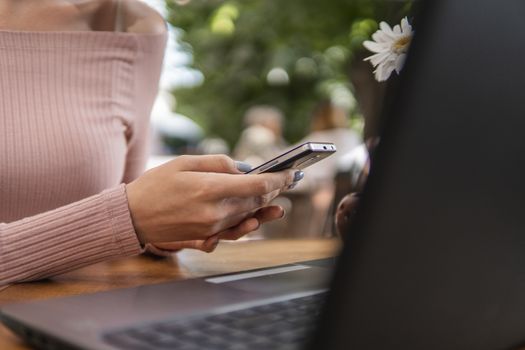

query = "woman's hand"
[
  {"left": 149, "top": 205, "right": 286, "bottom": 253},
  {"left": 126, "top": 155, "right": 297, "bottom": 247}
]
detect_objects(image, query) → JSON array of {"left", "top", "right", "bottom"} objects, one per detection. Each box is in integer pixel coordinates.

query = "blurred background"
[{"left": 143, "top": 0, "right": 413, "bottom": 238}]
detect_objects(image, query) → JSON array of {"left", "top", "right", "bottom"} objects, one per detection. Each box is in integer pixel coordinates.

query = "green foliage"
[{"left": 166, "top": 0, "right": 411, "bottom": 147}]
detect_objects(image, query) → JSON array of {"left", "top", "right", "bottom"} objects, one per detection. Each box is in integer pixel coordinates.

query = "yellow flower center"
[{"left": 393, "top": 35, "right": 412, "bottom": 53}]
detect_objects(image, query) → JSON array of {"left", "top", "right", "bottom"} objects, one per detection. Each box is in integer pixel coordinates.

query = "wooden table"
[{"left": 0, "top": 238, "right": 340, "bottom": 350}]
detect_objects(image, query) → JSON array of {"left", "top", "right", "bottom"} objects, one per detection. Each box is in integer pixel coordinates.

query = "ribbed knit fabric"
[{"left": 0, "top": 30, "right": 167, "bottom": 284}]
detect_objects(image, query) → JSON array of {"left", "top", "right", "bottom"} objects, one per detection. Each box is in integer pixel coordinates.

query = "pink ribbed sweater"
[{"left": 0, "top": 30, "right": 166, "bottom": 284}]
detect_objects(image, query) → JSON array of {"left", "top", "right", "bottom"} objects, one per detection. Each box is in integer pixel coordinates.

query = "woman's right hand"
[{"left": 126, "top": 155, "right": 297, "bottom": 246}]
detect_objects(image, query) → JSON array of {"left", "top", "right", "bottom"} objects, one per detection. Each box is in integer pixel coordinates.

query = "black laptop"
[{"left": 4, "top": 0, "right": 525, "bottom": 349}]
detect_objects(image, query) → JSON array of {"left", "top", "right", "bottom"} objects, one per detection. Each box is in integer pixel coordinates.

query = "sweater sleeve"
[{"left": 0, "top": 184, "right": 142, "bottom": 285}]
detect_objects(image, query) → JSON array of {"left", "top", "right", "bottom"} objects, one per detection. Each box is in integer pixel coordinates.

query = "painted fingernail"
[
  {"left": 293, "top": 171, "right": 304, "bottom": 182},
  {"left": 235, "top": 161, "right": 252, "bottom": 173},
  {"left": 287, "top": 183, "right": 297, "bottom": 190}
]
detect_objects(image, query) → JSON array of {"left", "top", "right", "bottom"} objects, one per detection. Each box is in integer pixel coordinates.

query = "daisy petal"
[
  {"left": 395, "top": 53, "right": 407, "bottom": 73},
  {"left": 379, "top": 22, "right": 395, "bottom": 37},
  {"left": 375, "top": 65, "right": 391, "bottom": 82},
  {"left": 382, "top": 63, "right": 397, "bottom": 81},
  {"left": 401, "top": 17, "right": 412, "bottom": 34},
  {"left": 363, "top": 40, "right": 386, "bottom": 53},
  {"left": 365, "top": 52, "right": 391, "bottom": 66},
  {"left": 393, "top": 24, "right": 402, "bottom": 35},
  {"left": 372, "top": 31, "right": 391, "bottom": 43}
]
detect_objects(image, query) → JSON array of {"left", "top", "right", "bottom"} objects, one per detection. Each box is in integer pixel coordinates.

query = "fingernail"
[
  {"left": 293, "top": 171, "right": 304, "bottom": 182},
  {"left": 208, "top": 237, "right": 219, "bottom": 250},
  {"left": 235, "top": 161, "right": 252, "bottom": 173},
  {"left": 287, "top": 183, "right": 297, "bottom": 190},
  {"left": 279, "top": 209, "right": 286, "bottom": 219}
]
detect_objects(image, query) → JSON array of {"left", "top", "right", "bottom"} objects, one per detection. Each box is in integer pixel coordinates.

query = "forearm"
[{"left": 0, "top": 185, "right": 142, "bottom": 285}]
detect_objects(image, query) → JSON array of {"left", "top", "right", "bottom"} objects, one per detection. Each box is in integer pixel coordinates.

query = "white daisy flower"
[{"left": 363, "top": 17, "right": 413, "bottom": 82}]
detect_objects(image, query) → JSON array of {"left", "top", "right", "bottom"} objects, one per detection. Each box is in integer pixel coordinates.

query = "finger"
[
  {"left": 170, "top": 154, "right": 241, "bottom": 174},
  {"left": 217, "top": 217, "right": 260, "bottom": 241},
  {"left": 234, "top": 161, "right": 253, "bottom": 173},
  {"left": 211, "top": 169, "right": 297, "bottom": 198},
  {"left": 221, "top": 188, "right": 281, "bottom": 217},
  {"left": 145, "top": 243, "right": 180, "bottom": 257},
  {"left": 154, "top": 240, "right": 205, "bottom": 251},
  {"left": 215, "top": 190, "right": 283, "bottom": 231},
  {"left": 253, "top": 205, "right": 286, "bottom": 223},
  {"left": 214, "top": 205, "right": 284, "bottom": 241},
  {"left": 150, "top": 242, "right": 185, "bottom": 251},
  {"left": 284, "top": 171, "right": 305, "bottom": 191},
  {"left": 201, "top": 235, "right": 220, "bottom": 253},
  {"left": 154, "top": 237, "right": 219, "bottom": 253}
]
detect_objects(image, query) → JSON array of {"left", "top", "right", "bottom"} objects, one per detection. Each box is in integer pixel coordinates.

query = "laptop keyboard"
[{"left": 102, "top": 292, "right": 326, "bottom": 350}]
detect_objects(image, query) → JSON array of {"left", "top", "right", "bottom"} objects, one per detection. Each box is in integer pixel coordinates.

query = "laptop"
[{"left": 4, "top": 0, "right": 525, "bottom": 349}]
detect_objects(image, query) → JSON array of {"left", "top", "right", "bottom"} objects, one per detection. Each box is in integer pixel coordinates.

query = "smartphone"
[{"left": 246, "top": 142, "right": 337, "bottom": 174}]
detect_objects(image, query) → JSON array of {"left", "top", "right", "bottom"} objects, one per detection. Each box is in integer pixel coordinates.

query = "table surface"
[{"left": 0, "top": 238, "right": 340, "bottom": 350}]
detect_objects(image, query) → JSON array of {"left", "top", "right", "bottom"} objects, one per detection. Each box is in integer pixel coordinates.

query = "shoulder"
[{"left": 119, "top": 0, "right": 167, "bottom": 34}]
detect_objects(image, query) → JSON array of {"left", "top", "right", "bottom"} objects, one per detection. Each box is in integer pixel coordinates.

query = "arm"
[
  {"left": 0, "top": 185, "right": 142, "bottom": 285},
  {"left": 0, "top": 155, "right": 296, "bottom": 285}
]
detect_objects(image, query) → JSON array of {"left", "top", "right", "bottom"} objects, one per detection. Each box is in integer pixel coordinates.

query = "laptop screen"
[{"left": 311, "top": 0, "right": 525, "bottom": 349}]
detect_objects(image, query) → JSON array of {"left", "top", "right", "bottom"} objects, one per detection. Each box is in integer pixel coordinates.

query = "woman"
[{"left": 0, "top": 0, "right": 301, "bottom": 284}]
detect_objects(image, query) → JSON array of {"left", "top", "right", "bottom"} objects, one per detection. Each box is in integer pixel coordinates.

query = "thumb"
[{"left": 169, "top": 155, "right": 244, "bottom": 174}]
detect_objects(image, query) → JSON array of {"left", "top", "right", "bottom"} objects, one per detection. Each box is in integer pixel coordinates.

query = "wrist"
[{"left": 124, "top": 183, "right": 148, "bottom": 245}]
